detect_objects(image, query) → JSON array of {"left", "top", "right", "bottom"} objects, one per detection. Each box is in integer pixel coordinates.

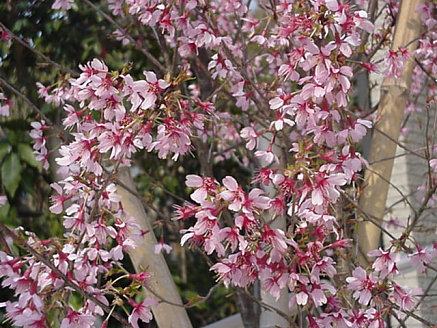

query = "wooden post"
[
  {"left": 357, "top": 0, "right": 424, "bottom": 264},
  {"left": 117, "top": 167, "right": 193, "bottom": 328}
]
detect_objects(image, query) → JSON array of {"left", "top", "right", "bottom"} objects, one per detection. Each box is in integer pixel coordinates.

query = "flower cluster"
[
  {"left": 0, "top": 92, "right": 10, "bottom": 116},
  {"left": 1, "top": 0, "right": 435, "bottom": 327},
  {"left": 0, "top": 58, "right": 210, "bottom": 327}
]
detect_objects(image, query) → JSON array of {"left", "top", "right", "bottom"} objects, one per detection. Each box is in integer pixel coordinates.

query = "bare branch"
[
  {"left": 0, "top": 21, "right": 78, "bottom": 76},
  {"left": 0, "top": 75, "right": 53, "bottom": 125},
  {"left": 82, "top": 0, "right": 166, "bottom": 73}
]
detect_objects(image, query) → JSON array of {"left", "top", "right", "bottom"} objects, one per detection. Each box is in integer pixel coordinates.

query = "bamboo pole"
[
  {"left": 357, "top": 0, "right": 424, "bottom": 264},
  {"left": 117, "top": 167, "right": 193, "bottom": 328}
]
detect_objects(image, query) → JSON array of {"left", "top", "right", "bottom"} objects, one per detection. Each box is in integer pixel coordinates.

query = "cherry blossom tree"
[{"left": 0, "top": 0, "right": 436, "bottom": 327}]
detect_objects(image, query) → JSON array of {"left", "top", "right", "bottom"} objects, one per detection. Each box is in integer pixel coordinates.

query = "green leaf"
[
  {"left": 0, "top": 142, "right": 10, "bottom": 164},
  {"left": 68, "top": 292, "right": 83, "bottom": 311},
  {"left": 164, "top": 176, "right": 178, "bottom": 193},
  {"left": 18, "top": 143, "right": 41, "bottom": 168},
  {"left": 21, "top": 167, "right": 36, "bottom": 193},
  {"left": 1, "top": 153, "right": 22, "bottom": 197},
  {"left": 0, "top": 200, "right": 10, "bottom": 221},
  {"left": 0, "top": 119, "right": 30, "bottom": 131}
]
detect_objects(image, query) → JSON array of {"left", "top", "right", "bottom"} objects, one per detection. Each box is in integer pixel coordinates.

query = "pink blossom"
[
  {"left": 1, "top": 301, "right": 44, "bottom": 328},
  {"left": 185, "top": 175, "right": 218, "bottom": 204},
  {"left": 128, "top": 299, "right": 158, "bottom": 328},
  {"left": 408, "top": 245, "right": 437, "bottom": 272},
  {"left": 140, "top": 71, "right": 170, "bottom": 110},
  {"left": 2, "top": 2, "right": 431, "bottom": 326},
  {"left": 240, "top": 126, "right": 258, "bottom": 150},
  {"left": 311, "top": 173, "right": 346, "bottom": 206},
  {"left": 220, "top": 176, "right": 245, "bottom": 211},
  {"left": 254, "top": 150, "right": 279, "bottom": 166},
  {"left": 311, "top": 257, "right": 337, "bottom": 281},
  {"left": 154, "top": 238, "right": 173, "bottom": 254},
  {"left": 30, "top": 121, "right": 49, "bottom": 151},
  {"left": 391, "top": 283, "right": 422, "bottom": 312},
  {"left": 367, "top": 248, "right": 399, "bottom": 279},
  {"left": 153, "top": 122, "right": 191, "bottom": 161},
  {"left": 260, "top": 270, "right": 288, "bottom": 301},
  {"left": 242, "top": 188, "right": 271, "bottom": 214},
  {"left": 384, "top": 47, "right": 409, "bottom": 78},
  {"left": 430, "top": 159, "right": 437, "bottom": 172},
  {"left": 60, "top": 310, "right": 94, "bottom": 328},
  {"left": 52, "top": 0, "right": 74, "bottom": 10},
  {"left": 129, "top": 272, "right": 152, "bottom": 283},
  {"left": 346, "top": 267, "right": 376, "bottom": 305},
  {"left": 325, "top": 0, "right": 339, "bottom": 11},
  {"left": 0, "top": 93, "right": 10, "bottom": 116},
  {"left": 49, "top": 183, "right": 71, "bottom": 214}
]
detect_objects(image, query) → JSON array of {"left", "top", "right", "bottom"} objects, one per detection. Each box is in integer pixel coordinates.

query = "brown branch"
[
  {"left": 0, "top": 222, "right": 130, "bottom": 327},
  {"left": 82, "top": 0, "right": 166, "bottom": 73},
  {"left": 373, "top": 126, "right": 427, "bottom": 160},
  {"left": 365, "top": 167, "right": 417, "bottom": 217},
  {"left": 404, "top": 182, "right": 437, "bottom": 237},
  {"left": 399, "top": 274, "right": 437, "bottom": 325},
  {"left": 414, "top": 58, "right": 437, "bottom": 84},
  {"left": 240, "top": 288, "right": 292, "bottom": 324},
  {"left": 0, "top": 21, "right": 78, "bottom": 76},
  {"left": 343, "top": 193, "right": 398, "bottom": 241},
  {"left": 390, "top": 302, "right": 436, "bottom": 327},
  {"left": 144, "top": 281, "right": 222, "bottom": 309},
  {"left": 0, "top": 75, "right": 53, "bottom": 125},
  {"left": 368, "top": 147, "right": 427, "bottom": 165},
  {"left": 390, "top": 309, "right": 408, "bottom": 328},
  {"left": 345, "top": 193, "right": 437, "bottom": 275}
]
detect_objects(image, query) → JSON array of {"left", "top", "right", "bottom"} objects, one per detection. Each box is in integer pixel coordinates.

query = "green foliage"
[
  {"left": 1, "top": 153, "right": 21, "bottom": 197},
  {"left": 18, "top": 143, "right": 41, "bottom": 168}
]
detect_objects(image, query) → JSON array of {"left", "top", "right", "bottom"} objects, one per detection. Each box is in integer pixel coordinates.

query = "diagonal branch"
[
  {"left": 0, "top": 222, "right": 130, "bottom": 327},
  {"left": 82, "top": 0, "right": 166, "bottom": 73},
  {"left": 0, "top": 75, "right": 53, "bottom": 125},
  {"left": 0, "top": 21, "right": 78, "bottom": 76}
]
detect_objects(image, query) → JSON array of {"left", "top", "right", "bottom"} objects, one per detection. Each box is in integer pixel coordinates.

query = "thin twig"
[
  {"left": 0, "top": 75, "right": 53, "bottom": 125},
  {"left": 0, "top": 21, "right": 78, "bottom": 76},
  {"left": 373, "top": 126, "right": 427, "bottom": 160},
  {"left": 414, "top": 59, "right": 437, "bottom": 84},
  {"left": 390, "top": 302, "right": 436, "bottom": 327},
  {"left": 144, "top": 282, "right": 222, "bottom": 309},
  {"left": 343, "top": 193, "right": 397, "bottom": 241},
  {"left": 82, "top": 0, "right": 165, "bottom": 73},
  {"left": 240, "top": 288, "right": 292, "bottom": 324},
  {"left": 399, "top": 274, "right": 437, "bottom": 325},
  {"left": 365, "top": 167, "right": 417, "bottom": 218},
  {"left": 368, "top": 147, "right": 427, "bottom": 165},
  {"left": 0, "top": 222, "right": 130, "bottom": 327}
]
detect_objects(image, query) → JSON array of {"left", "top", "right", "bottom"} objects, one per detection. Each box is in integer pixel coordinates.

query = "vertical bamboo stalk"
[
  {"left": 117, "top": 167, "right": 193, "bottom": 328},
  {"left": 357, "top": 0, "right": 424, "bottom": 264}
]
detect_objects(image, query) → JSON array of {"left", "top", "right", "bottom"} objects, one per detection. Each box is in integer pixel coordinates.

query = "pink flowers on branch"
[{"left": 0, "top": 0, "right": 435, "bottom": 327}]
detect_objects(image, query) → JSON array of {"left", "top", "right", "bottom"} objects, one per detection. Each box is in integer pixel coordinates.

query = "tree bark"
[
  {"left": 117, "top": 167, "right": 193, "bottom": 328},
  {"left": 357, "top": 0, "right": 424, "bottom": 264}
]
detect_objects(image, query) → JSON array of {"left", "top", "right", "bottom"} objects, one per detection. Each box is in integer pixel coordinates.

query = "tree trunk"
[
  {"left": 357, "top": 0, "right": 424, "bottom": 264},
  {"left": 117, "top": 167, "right": 193, "bottom": 328}
]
